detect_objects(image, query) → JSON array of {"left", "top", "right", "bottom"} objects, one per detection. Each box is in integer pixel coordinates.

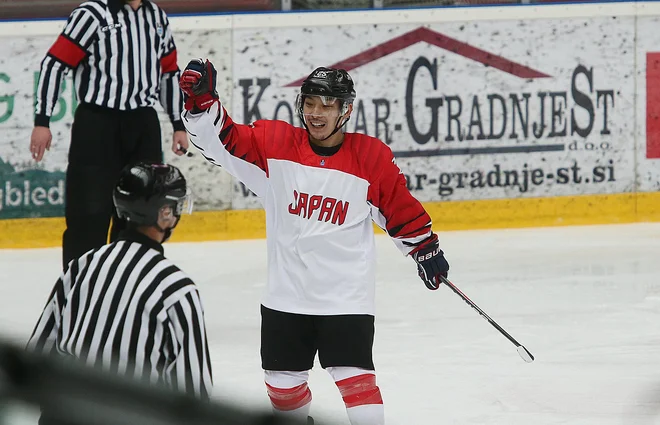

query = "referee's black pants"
[{"left": 62, "top": 103, "right": 162, "bottom": 269}]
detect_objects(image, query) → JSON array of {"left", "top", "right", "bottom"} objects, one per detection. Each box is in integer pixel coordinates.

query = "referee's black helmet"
[{"left": 113, "top": 162, "right": 192, "bottom": 226}]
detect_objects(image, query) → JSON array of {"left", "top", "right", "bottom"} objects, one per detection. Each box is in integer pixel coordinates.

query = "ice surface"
[{"left": 1, "top": 223, "right": 659, "bottom": 425}]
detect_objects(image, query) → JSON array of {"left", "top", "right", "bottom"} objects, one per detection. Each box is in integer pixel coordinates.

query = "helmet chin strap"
[
  {"left": 161, "top": 227, "right": 173, "bottom": 243},
  {"left": 154, "top": 217, "right": 180, "bottom": 243},
  {"left": 152, "top": 223, "right": 170, "bottom": 243}
]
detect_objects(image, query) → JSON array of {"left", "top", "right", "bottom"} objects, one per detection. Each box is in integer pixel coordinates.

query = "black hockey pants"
[{"left": 62, "top": 103, "right": 162, "bottom": 269}]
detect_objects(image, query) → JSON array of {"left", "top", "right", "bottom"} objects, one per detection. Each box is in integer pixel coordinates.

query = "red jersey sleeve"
[
  {"left": 215, "top": 105, "right": 270, "bottom": 174},
  {"left": 368, "top": 144, "right": 433, "bottom": 255},
  {"left": 183, "top": 102, "right": 279, "bottom": 197}
]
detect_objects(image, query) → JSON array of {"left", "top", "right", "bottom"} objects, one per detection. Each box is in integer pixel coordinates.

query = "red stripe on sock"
[
  {"left": 266, "top": 382, "right": 312, "bottom": 411},
  {"left": 343, "top": 387, "right": 383, "bottom": 408},
  {"left": 336, "top": 374, "right": 383, "bottom": 408}
]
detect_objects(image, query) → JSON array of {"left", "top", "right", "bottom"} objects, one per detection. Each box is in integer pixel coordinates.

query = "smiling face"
[{"left": 302, "top": 95, "right": 352, "bottom": 144}]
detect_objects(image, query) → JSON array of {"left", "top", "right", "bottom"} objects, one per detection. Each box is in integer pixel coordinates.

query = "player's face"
[{"left": 303, "top": 96, "right": 343, "bottom": 141}]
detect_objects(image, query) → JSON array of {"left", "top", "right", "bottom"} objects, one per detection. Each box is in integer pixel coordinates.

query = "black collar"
[
  {"left": 309, "top": 140, "right": 343, "bottom": 157},
  {"left": 108, "top": 0, "right": 149, "bottom": 16},
  {"left": 118, "top": 227, "right": 164, "bottom": 255},
  {"left": 108, "top": 0, "right": 123, "bottom": 16}
]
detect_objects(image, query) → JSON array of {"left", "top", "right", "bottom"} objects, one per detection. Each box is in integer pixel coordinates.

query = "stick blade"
[{"left": 517, "top": 345, "right": 534, "bottom": 363}]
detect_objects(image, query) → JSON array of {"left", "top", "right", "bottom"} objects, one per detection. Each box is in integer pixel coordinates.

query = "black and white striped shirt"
[
  {"left": 35, "top": 0, "right": 184, "bottom": 131},
  {"left": 27, "top": 229, "right": 213, "bottom": 400}
]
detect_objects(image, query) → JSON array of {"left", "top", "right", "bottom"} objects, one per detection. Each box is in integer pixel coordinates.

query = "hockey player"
[
  {"left": 27, "top": 162, "right": 213, "bottom": 423},
  {"left": 179, "top": 60, "right": 449, "bottom": 425}
]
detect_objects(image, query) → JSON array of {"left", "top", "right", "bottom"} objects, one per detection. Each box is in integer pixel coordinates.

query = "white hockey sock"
[
  {"left": 327, "top": 367, "right": 385, "bottom": 425},
  {"left": 346, "top": 404, "right": 385, "bottom": 425}
]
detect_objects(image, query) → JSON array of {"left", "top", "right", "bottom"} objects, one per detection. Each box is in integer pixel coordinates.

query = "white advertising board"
[
  {"left": 0, "top": 2, "right": 658, "bottom": 217},
  {"left": 231, "top": 17, "right": 635, "bottom": 209}
]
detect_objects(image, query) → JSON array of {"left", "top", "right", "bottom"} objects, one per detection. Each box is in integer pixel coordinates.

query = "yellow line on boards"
[{"left": 0, "top": 192, "right": 658, "bottom": 249}]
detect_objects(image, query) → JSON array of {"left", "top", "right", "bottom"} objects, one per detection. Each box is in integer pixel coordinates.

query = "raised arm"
[{"left": 180, "top": 59, "right": 274, "bottom": 197}]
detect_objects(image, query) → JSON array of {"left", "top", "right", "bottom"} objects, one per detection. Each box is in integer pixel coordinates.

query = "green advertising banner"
[
  {"left": 0, "top": 157, "right": 65, "bottom": 218},
  {"left": 0, "top": 24, "right": 235, "bottom": 220},
  {"left": 0, "top": 68, "right": 75, "bottom": 219}
]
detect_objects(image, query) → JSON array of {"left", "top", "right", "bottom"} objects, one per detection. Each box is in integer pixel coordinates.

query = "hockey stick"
[{"left": 439, "top": 275, "right": 535, "bottom": 363}]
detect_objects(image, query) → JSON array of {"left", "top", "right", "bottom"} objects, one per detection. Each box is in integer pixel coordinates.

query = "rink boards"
[
  {"left": 1, "top": 191, "right": 658, "bottom": 248},
  {"left": 0, "top": 1, "right": 659, "bottom": 247}
]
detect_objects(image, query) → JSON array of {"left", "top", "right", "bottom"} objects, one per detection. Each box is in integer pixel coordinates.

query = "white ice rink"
[{"left": 1, "top": 222, "right": 659, "bottom": 425}]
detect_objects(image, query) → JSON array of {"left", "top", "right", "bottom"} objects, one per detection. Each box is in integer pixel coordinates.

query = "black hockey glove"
[
  {"left": 410, "top": 233, "right": 449, "bottom": 290},
  {"left": 180, "top": 59, "right": 219, "bottom": 113}
]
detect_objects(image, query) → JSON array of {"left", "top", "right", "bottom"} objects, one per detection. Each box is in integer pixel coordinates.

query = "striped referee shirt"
[
  {"left": 35, "top": 0, "right": 184, "bottom": 131},
  {"left": 27, "top": 229, "right": 213, "bottom": 400}
]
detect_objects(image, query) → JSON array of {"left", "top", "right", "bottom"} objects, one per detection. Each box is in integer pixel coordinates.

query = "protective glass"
[
  {"left": 167, "top": 187, "right": 194, "bottom": 216},
  {"left": 316, "top": 95, "right": 340, "bottom": 106},
  {"left": 296, "top": 95, "right": 346, "bottom": 115},
  {"left": 298, "top": 94, "right": 340, "bottom": 107}
]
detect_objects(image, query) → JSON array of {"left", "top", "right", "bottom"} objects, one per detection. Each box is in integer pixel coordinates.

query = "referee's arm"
[
  {"left": 34, "top": 5, "right": 100, "bottom": 127},
  {"left": 166, "top": 288, "right": 213, "bottom": 400},
  {"left": 26, "top": 271, "right": 70, "bottom": 355},
  {"left": 158, "top": 14, "right": 185, "bottom": 133}
]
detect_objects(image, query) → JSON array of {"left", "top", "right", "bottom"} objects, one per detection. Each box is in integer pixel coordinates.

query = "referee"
[
  {"left": 29, "top": 0, "right": 190, "bottom": 268},
  {"left": 27, "top": 162, "right": 213, "bottom": 409}
]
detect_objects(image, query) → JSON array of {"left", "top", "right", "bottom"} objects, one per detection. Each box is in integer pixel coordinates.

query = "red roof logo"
[{"left": 286, "top": 26, "right": 551, "bottom": 87}]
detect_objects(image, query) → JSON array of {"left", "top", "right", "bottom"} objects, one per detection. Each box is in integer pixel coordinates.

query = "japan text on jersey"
[{"left": 183, "top": 102, "right": 432, "bottom": 316}]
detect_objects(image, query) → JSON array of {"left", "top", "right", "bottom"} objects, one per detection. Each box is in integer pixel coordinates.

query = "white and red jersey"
[{"left": 182, "top": 102, "right": 432, "bottom": 315}]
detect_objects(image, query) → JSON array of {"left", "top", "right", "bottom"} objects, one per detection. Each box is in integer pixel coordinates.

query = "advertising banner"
[
  {"left": 231, "top": 18, "right": 635, "bottom": 209},
  {"left": 1, "top": 7, "right": 655, "bottom": 218},
  {"left": 0, "top": 24, "right": 234, "bottom": 217},
  {"left": 635, "top": 16, "right": 660, "bottom": 193}
]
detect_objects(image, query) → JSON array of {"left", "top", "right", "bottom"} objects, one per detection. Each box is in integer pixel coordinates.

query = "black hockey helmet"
[
  {"left": 300, "top": 67, "right": 356, "bottom": 103},
  {"left": 296, "top": 67, "right": 356, "bottom": 140},
  {"left": 113, "top": 162, "right": 192, "bottom": 227}
]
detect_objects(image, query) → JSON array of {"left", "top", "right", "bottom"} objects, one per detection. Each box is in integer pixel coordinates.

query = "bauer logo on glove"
[{"left": 410, "top": 233, "right": 450, "bottom": 290}]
